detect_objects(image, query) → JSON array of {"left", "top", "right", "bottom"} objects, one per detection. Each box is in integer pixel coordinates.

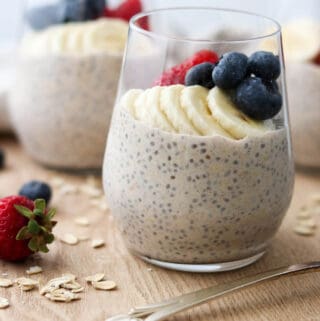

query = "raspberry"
[
  {"left": 313, "top": 51, "right": 320, "bottom": 65},
  {"left": 104, "top": 0, "right": 144, "bottom": 22},
  {"left": 154, "top": 50, "right": 219, "bottom": 86}
]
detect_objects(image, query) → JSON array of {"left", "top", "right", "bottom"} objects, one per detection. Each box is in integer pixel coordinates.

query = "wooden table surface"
[{"left": 0, "top": 136, "right": 319, "bottom": 321}]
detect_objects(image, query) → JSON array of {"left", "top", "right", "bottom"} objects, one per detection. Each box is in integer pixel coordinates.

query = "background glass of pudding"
[
  {"left": 9, "top": 0, "right": 132, "bottom": 172},
  {"left": 103, "top": 8, "right": 295, "bottom": 272}
]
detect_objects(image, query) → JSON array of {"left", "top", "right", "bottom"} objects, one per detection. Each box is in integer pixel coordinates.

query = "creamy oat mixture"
[
  {"left": 103, "top": 86, "right": 294, "bottom": 264},
  {"left": 10, "top": 18, "right": 128, "bottom": 170}
]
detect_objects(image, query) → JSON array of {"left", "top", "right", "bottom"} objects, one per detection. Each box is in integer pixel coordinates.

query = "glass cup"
[
  {"left": 9, "top": 0, "right": 129, "bottom": 172},
  {"left": 103, "top": 8, "right": 295, "bottom": 272}
]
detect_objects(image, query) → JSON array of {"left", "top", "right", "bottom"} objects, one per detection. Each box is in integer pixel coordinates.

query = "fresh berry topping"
[
  {"left": 248, "top": 51, "right": 280, "bottom": 80},
  {"left": 185, "top": 62, "right": 216, "bottom": 89},
  {"left": 235, "top": 77, "right": 282, "bottom": 120},
  {"left": 26, "top": 4, "right": 64, "bottom": 30},
  {"left": 60, "top": 0, "right": 106, "bottom": 22},
  {"left": 104, "top": 0, "right": 143, "bottom": 22},
  {"left": 313, "top": 51, "right": 320, "bottom": 65},
  {"left": 155, "top": 50, "right": 219, "bottom": 86},
  {"left": 0, "top": 196, "right": 56, "bottom": 261},
  {"left": 26, "top": 0, "right": 106, "bottom": 30},
  {"left": 212, "top": 52, "right": 248, "bottom": 89},
  {"left": 19, "top": 181, "right": 52, "bottom": 204},
  {"left": 0, "top": 149, "right": 4, "bottom": 169},
  {"left": 264, "top": 79, "right": 279, "bottom": 92}
]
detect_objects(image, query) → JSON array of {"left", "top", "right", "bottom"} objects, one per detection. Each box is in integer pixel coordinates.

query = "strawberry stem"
[{"left": 14, "top": 199, "right": 57, "bottom": 253}]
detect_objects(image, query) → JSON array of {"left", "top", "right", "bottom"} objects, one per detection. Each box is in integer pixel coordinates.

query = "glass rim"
[{"left": 130, "top": 7, "right": 282, "bottom": 44}]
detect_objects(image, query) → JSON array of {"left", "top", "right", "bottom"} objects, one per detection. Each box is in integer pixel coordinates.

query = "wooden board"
[{"left": 0, "top": 136, "right": 319, "bottom": 321}]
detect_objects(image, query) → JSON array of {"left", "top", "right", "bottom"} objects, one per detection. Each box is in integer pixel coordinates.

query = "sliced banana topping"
[
  {"left": 21, "top": 18, "right": 128, "bottom": 55},
  {"left": 181, "top": 86, "right": 232, "bottom": 137},
  {"left": 120, "top": 89, "right": 143, "bottom": 118},
  {"left": 123, "top": 85, "right": 273, "bottom": 139},
  {"left": 160, "top": 85, "right": 200, "bottom": 135},
  {"left": 208, "top": 87, "right": 271, "bottom": 139},
  {"left": 134, "top": 87, "right": 176, "bottom": 133},
  {"left": 82, "top": 19, "right": 128, "bottom": 54}
]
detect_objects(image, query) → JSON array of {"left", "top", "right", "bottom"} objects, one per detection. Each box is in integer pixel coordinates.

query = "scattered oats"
[
  {"left": 80, "top": 185, "right": 103, "bottom": 198},
  {"left": 85, "top": 273, "right": 105, "bottom": 283},
  {"left": 51, "top": 177, "right": 65, "bottom": 188},
  {"left": 78, "top": 234, "right": 90, "bottom": 241},
  {"left": 40, "top": 274, "right": 76, "bottom": 295},
  {"left": 21, "top": 285, "right": 37, "bottom": 291},
  {"left": 74, "top": 217, "right": 90, "bottom": 227},
  {"left": 61, "top": 280, "right": 82, "bottom": 290},
  {"left": 45, "top": 288, "right": 80, "bottom": 302},
  {"left": 71, "top": 287, "right": 84, "bottom": 293},
  {"left": 0, "top": 297, "right": 9, "bottom": 309},
  {"left": 297, "top": 207, "right": 311, "bottom": 219},
  {"left": 16, "top": 277, "right": 39, "bottom": 291},
  {"left": 59, "top": 184, "right": 78, "bottom": 195},
  {"left": 293, "top": 225, "right": 315, "bottom": 236},
  {"left": 147, "top": 268, "right": 153, "bottom": 272},
  {"left": 26, "top": 265, "right": 43, "bottom": 275},
  {"left": 299, "top": 218, "right": 317, "bottom": 229},
  {"left": 16, "top": 277, "right": 39, "bottom": 286},
  {"left": 91, "top": 239, "right": 105, "bottom": 248},
  {"left": 0, "top": 278, "right": 13, "bottom": 288},
  {"left": 92, "top": 280, "right": 117, "bottom": 291},
  {"left": 60, "top": 233, "right": 79, "bottom": 245}
]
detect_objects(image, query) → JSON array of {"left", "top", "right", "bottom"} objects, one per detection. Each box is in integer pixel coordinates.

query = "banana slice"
[
  {"left": 66, "top": 24, "right": 85, "bottom": 53},
  {"left": 48, "top": 26, "right": 69, "bottom": 54},
  {"left": 134, "top": 87, "right": 176, "bottom": 133},
  {"left": 208, "top": 88, "right": 271, "bottom": 139},
  {"left": 262, "top": 19, "right": 320, "bottom": 62},
  {"left": 181, "top": 86, "right": 233, "bottom": 138},
  {"left": 119, "top": 89, "right": 143, "bottom": 117},
  {"left": 160, "top": 85, "right": 200, "bottom": 135},
  {"left": 83, "top": 19, "right": 128, "bottom": 54}
]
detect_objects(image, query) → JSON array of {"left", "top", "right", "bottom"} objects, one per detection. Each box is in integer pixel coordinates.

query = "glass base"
[{"left": 138, "top": 251, "right": 265, "bottom": 273}]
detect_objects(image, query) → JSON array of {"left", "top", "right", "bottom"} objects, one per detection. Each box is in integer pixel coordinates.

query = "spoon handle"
[{"left": 143, "top": 261, "right": 320, "bottom": 321}]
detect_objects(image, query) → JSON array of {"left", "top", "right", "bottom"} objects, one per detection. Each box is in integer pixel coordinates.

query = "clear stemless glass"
[{"left": 103, "top": 8, "right": 295, "bottom": 272}]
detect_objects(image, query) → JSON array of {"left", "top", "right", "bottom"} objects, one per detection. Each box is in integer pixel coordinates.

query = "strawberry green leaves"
[{"left": 14, "top": 199, "right": 57, "bottom": 253}]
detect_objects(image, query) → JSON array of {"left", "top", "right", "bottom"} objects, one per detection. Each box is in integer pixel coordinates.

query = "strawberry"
[
  {"left": 0, "top": 196, "right": 57, "bottom": 262},
  {"left": 154, "top": 50, "right": 219, "bottom": 86},
  {"left": 104, "top": 0, "right": 146, "bottom": 24}
]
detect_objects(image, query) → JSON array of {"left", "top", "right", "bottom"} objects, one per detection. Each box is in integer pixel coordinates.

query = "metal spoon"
[{"left": 106, "top": 261, "right": 320, "bottom": 321}]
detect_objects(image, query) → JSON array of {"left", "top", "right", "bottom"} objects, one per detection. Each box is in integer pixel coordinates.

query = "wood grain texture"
[{"left": 0, "top": 136, "right": 319, "bottom": 321}]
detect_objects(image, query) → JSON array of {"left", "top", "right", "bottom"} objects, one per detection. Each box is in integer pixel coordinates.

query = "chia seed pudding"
[
  {"left": 9, "top": 18, "right": 128, "bottom": 171},
  {"left": 103, "top": 86, "right": 294, "bottom": 264},
  {"left": 287, "top": 62, "right": 320, "bottom": 168}
]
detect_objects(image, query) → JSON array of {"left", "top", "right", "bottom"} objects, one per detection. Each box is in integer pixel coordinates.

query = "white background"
[{"left": 1, "top": 0, "right": 319, "bottom": 50}]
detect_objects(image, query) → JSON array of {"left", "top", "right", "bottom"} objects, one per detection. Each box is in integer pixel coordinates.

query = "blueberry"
[
  {"left": 264, "top": 79, "right": 279, "bottom": 92},
  {"left": 84, "top": 0, "right": 106, "bottom": 19},
  {"left": 59, "top": 0, "right": 105, "bottom": 22},
  {"left": 185, "top": 62, "right": 215, "bottom": 89},
  {"left": 26, "top": 4, "right": 65, "bottom": 30},
  {"left": 248, "top": 51, "right": 280, "bottom": 80},
  {"left": 212, "top": 52, "right": 248, "bottom": 89},
  {"left": 235, "top": 77, "right": 282, "bottom": 120},
  {"left": 0, "top": 149, "right": 4, "bottom": 169},
  {"left": 19, "top": 181, "right": 52, "bottom": 204}
]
